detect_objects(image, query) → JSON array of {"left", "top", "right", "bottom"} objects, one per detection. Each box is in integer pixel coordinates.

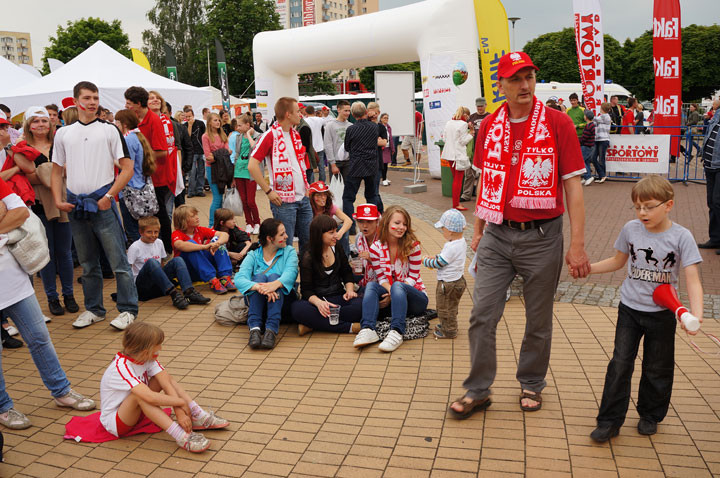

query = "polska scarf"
[
  {"left": 269, "top": 122, "right": 308, "bottom": 203},
  {"left": 356, "top": 231, "right": 378, "bottom": 286},
  {"left": 475, "top": 97, "right": 557, "bottom": 224},
  {"left": 159, "top": 114, "right": 184, "bottom": 196}
]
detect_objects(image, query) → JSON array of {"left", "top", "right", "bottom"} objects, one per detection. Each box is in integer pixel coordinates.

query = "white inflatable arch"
[{"left": 253, "top": 0, "right": 483, "bottom": 177}]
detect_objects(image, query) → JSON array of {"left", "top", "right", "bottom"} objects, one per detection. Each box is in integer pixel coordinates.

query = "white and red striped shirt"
[
  {"left": 356, "top": 232, "right": 377, "bottom": 287},
  {"left": 99, "top": 352, "right": 165, "bottom": 436},
  {"left": 369, "top": 240, "right": 426, "bottom": 294}
]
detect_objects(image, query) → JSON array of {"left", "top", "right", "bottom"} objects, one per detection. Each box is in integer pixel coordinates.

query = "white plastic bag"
[
  {"left": 222, "top": 187, "right": 244, "bottom": 216},
  {"left": 329, "top": 174, "right": 344, "bottom": 211}
]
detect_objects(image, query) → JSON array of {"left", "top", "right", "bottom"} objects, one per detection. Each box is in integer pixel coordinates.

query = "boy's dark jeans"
[{"left": 597, "top": 302, "right": 676, "bottom": 427}]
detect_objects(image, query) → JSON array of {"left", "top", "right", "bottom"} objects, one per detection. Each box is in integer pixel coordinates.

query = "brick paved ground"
[{"left": 1, "top": 168, "right": 719, "bottom": 477}]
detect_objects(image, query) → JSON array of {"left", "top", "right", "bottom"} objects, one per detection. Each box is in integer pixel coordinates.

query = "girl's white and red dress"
[{"left": 99, "top": 352, "right": 165, "bottom": 436}]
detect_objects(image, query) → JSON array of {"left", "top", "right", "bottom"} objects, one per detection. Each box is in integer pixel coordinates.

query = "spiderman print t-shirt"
[
  {"left": 473, "top": 106, "right": 585, "bottom": 222},
  {"left": 615, "top": 219, "right": 702, "bottom": 312}
]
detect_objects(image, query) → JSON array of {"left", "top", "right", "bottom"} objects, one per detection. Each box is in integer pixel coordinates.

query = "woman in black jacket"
[{"left": 291, "top": 214, "right": 363, "bottom": 335}]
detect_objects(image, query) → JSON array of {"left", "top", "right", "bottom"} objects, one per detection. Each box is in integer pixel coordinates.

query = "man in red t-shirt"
[
  {"left": 448, "top": 52, "right": 590, "bottom": 419},
  {"left": 124, "top": 86, "right": 173, "bottom": 252},
  {"left": 621, "top": 97, "right": 638, "bottom": 135}
]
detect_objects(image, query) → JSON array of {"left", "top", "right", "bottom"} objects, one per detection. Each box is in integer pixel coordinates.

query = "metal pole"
[
  {"left": 508, "top": 17, "right": 521, "bottom": 52},
  {"left": 207, "top": 47, "right": 211, "bottom": 86}
]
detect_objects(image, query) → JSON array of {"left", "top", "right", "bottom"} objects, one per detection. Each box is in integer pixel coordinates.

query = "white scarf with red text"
[
  {"left": 475, "top": 97, "right": 557, "bottom": 224},
  {"left": 268, "top": 122, "right": 308, "bottom": 203}
]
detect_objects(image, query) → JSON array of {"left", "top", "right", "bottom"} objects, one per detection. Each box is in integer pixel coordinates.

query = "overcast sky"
[{"left": 9, "top": 0, "right": 720, "bottom": 69}]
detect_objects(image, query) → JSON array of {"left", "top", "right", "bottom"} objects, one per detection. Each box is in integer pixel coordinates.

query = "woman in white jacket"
[{"left": 441, "top": 107, "right": 474, "bottom": 210}]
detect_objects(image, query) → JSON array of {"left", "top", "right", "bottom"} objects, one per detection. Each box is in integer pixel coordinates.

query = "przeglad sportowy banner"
[
  {"left": 653, "top": 0, "right": 681, "bottom": 155},
  {"left": 573, "top": 0, "right": 604, "bottom": 115}
]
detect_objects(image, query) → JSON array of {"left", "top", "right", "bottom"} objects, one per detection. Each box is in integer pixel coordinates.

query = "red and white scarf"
[
  {"left": 268, "top": 122, "right": 308, "bottom": 203},
  {"left": 475, "top": 97, "right": 557, "bottom": 224},
  {"left": 356, "top": 232, "right": 378, "bottom": 287},
  {"left": 159, "top": 114, "right": 184, "bottom": 196}
]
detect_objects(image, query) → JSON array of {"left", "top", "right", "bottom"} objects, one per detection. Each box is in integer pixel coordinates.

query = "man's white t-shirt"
[
  {"left": 305, "top": 116, "right": 325, "bottom": 153},
  {"left": 52, "top": 119, "right": 129, "bottom": 194},
  {"left": 437, "top": 238, "right": 467, "bottom": 282},
  {"left": 127, "top": 239, "right": 167, "bottom": 279},
  {"left": 99, "top": 352, "right": 165, "bottom": 436}
]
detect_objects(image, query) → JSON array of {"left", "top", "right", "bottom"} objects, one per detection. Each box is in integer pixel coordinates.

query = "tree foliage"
[
  {"left": 680, "top": 24, "right": 720, "bottom": 101},
  {"left": 41, "top": 18, "right": 130, "bottom": 75},
  {"left": 359, "top": 62, "right": 422, "bottom": 92},
  {"left": 299, "top": 71, "right": 342, "bottom": 96}
]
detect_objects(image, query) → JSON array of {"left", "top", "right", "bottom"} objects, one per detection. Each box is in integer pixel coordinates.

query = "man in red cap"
[{"left": 449, "top": 52, "right": 590, "bottom": 418}]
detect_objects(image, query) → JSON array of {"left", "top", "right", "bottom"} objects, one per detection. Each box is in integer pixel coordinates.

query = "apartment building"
[
  {"left": 0, "top": 31, "right": 33, "bottom": 66},
  {"left": 276, "top": 0, "right": 379, "bottom": 29}
]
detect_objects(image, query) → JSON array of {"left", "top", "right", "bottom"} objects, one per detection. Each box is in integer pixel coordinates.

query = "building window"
[{"left": 362, "top": 7, "right": 366, "bottom": 11}]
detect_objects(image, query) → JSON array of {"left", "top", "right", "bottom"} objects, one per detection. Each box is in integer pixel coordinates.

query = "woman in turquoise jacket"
[{"left": 235, "top": 218, "right": 298, "bottom": 350}]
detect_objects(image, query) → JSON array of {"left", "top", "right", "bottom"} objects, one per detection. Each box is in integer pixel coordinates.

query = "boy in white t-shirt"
[
  {"left": 127, "top": 216, "right": 210, "bottom": 309},
  {"left": 422, "top": 209, "right": 468, "bottom": 339}
]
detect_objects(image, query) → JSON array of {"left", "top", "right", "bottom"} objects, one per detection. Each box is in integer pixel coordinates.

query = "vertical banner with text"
[
  {"left": 303, "top": 0, "right": 315, "bottom": 26},
  {"left": 164, "top": 44, "right": 178, "bottom": 81},
  {"left": 573, "top": 0, "right": 604, "bottom": 114},
  {"left": 653, "top": 0, "right": 682, "bottom": 155},
  {"left": 473, "top": 0, "right": 510, "bottom": 113},
  {"left": 422, "top": 54, "right": 458, "bottom": 177},
  {"left": 215, "top": 39, "right": 231, "bottom": 112}
]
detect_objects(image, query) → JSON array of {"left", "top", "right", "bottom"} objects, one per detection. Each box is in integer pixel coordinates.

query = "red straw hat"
[
  {"left": 308, "top": 181, "right": 329, "bottom": 193},
  {"left": 353, "top": 203, "right": 380, "bottom": 220},
  {"left": 497, "top": 52, "right": 539, "bottom": 79}
]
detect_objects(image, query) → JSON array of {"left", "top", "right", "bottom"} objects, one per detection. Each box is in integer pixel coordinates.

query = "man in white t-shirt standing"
[
  {"left": 51, "top": 81, "right": 139, "bottom": 331},
  {"left": 304, "top": 105, "right": 326, "bottom": 183},
  {"left": 248, "top": 97, "right": 313, "bottom": 250}
]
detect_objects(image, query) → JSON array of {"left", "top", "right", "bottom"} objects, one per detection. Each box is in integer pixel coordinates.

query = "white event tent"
[
  {"left": 0, "top": 56, "right": 38, "bottom": 97},
  {"left": 0, "top": 41, "right": 211, "bottom": 116}
]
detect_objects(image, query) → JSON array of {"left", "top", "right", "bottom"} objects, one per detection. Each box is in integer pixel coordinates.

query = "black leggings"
[
  {"left": 290, "top": 295, "right": 363, "bottom": 333},
  {"left": 381, "top": 163, "right": 389, "bottom": 181}
]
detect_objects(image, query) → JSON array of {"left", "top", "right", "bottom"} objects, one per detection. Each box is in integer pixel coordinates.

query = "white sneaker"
[
  {"left": 5, "top": 325, "right": 18, "bottom": 336},
  {"left": 44, "top": 315, "right": 52, "bottom": 323},
  {"left": 353, "top": 328, "right": 380, "bottom": 348},
  {"left": 580, "top": 178, "right": 587, "bottom": 186},
  {"left": 110, "top": 312, "right": 135, "bottom": 331},
  {"left": 252, "top": 224, "right": 260, "bottom": 235},
  {"left": 378, "top": 330, "right": 403, "bottom": 352},
  {"left": 245, "top": 224, "right": 253, "bottom": 234},
  {"left": 584, "top": 177, "right": 595, "bottom": 186},
  {"left": 382, "top": 180, "right": 389, "bottom": 186},
  {"left": 72, "top": 311, "right": 105, "bottom": 329},
  {"left": 597, "top": 176, "right": 607, "bottom": 184}
]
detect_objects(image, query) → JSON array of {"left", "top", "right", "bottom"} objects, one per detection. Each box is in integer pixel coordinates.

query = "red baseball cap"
[
  {"left": 0, "top": 111, "right": 9, "bottom": 126},
  {"left": 353, "top": 203, "right": 380, "bottom": 220},
  {"left": 497, "top": 52, "right": 539, "bottom": 79},
  {"left": 308, "top": 181, "right": 329, "bottom": 193},
  {"left": 61, "top": 97, "right": 75, "bottom": 109},
  {"left": 298, "top": 102, "right": 305, "bottom": 109}
]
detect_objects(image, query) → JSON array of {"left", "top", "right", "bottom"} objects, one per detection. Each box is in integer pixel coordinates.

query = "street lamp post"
[{"left": 508, "top": 17, "right": 521, "bottom": 52}]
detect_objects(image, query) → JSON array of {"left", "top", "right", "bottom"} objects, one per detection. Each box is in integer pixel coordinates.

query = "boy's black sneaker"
[
  {"left": 48, "top": 299, "right": 65, "bottom": 316},
  {"left": 184, "top": 288, "right": 211, "bottom": 305},
  {"left": 248, "top": 329, "right": 262, "bottom": 349},
  {"left": 1, "top": 328, "right": 22, "bottom": 349},
  {"left": 590, "top": 424, "right": 620, "bottom": 443},
  {"left": 261, "top": 330, "right": 277, "bottom": 349},
  {"left": 63, "top": 295, "right": 80, "bottom": 313},
  {"left": 170, "top": 290, "right": 189, "bottom": 310},
  {"left": 637, "top": 418, "right": 657, "bottom": 435}
]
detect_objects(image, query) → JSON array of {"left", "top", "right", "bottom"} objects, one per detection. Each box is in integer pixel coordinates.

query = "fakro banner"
[
  {"left": 573, "top": 0, "right": 604, "bottom": 115},
  {"left": 653, "top": 0, "right": 682, "bottom": 155}
]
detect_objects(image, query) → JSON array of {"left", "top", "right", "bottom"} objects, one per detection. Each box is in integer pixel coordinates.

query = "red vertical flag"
[{"left": 653, "top": 0, "right": 681, "bottom": 155}]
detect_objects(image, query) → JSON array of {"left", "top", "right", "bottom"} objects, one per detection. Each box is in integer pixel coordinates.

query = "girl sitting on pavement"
[
  {"left": 99, "top": 322, "right": 228, "bottom": 452},
  {"left": 234, "top": 218, "right": 299, "bottom": 350},
  {"left": 213, "top": 208, "right": 252, "bottom": 268}
]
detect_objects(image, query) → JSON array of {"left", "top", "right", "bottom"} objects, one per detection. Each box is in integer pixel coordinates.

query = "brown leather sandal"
[
  {"left": 519, "top": 391, "right": 542, "bottom": 412},
  {"left": 448, "top": 396, "right": 492, "bottom": 420}
]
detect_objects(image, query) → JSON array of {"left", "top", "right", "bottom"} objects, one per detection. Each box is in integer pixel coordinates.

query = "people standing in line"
[
  {"left": 324, "top": 100, "right": 352, "bottom": 181},
  {"left": 580, "top": 110, "right": 597, "bottom": 186},
  {"left": 0, "top": 176, "right": 96, "bottom": 430},
  {"left": 202, "top": 113, "right": 230, "bottom": 228},
  {"left": 13, "top": 107, "right": 77, "bottom": 316},
  {"left": 441, "top": 106, "right": 474, "bottom": 210},
  {"left": 51, "top": 81, "right": 139, "bottom": 331},
  {"left": 566, "top": 92, "right": 586, "bottom": 138},
  {"left": 248, "top": 97, "right": 313, "bottom": 250},
  {"left": 698, "top": 101, "right": 720, "bottom": 251},
  {"left": 622, "top": 98, "right": 638, "bottom": 135},
  {"left": 592, "top": 103, "right": 612, "bottom": 184},
  {"left": 448, "top": 52, "right": 589, "bottom": 419},
  {"left": 229, "top": 114, "right": 261, "bottom": 234},
  {"left": 124, "top": 86, "right": 173, "bottom": 253},
  {"left": 461, "top": 97, "right": 489, "bottom": 203},
  {"left": 304, "top": 105, "right": 326, "bottom": 183},
  {"left": 400, "top": 109, "right": 424, "bottom": 165},
  {"left": 183, "top": 107, "right": 207, "bottom": 198},
  {"left": 114, "top": 109, "right": 157, "bottom": 244},
  {"left": 379, "top": 113, "right": 394, "bottom": 186}
]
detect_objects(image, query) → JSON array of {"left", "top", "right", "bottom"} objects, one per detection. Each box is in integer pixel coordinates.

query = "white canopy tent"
[
  {"left": 0, "top": 41, "right": 211, "bottom": 116},
  {"left": 0, "top": 56, "right": 39, "bottom": 98}
]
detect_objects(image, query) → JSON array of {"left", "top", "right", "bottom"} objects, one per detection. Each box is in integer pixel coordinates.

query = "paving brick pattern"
[{"left": 1, "top": 169, "right": 719, "bottom": 477}]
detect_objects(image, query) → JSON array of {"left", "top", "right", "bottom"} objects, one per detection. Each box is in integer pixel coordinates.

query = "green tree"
[
  {"left": 142, "top": 0, "right": 209, "bottom": 87},
  {"left": 204, "top": 0, "right": 282, "bottom": 95},
  {"left": 41, "top": 18, "right": 130, "bottom": 74},
  {"left": 681, "top": 24, "right": 720, "bottom": 101},
  {"left": 299, "top": 71, "right": 341, "bottom": 96},
  {"left": 615, "top": 32, "right": 653, "bottom": 100},
  {"left": 359, "top": 62, "right": 422, "bottom": 92}
]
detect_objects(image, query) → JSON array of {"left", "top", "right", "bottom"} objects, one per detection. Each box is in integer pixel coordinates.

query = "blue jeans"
[
  {"left": 593, "top": 141, "right": 609, "bottom": 179},
  {"left": 581, "top": 145, "right": 596, "bottom": 180},
  {"left": 0, "top": 294, "right": 72, "bottom": 412},
  {"left": 37, "top": 211, "right": 74, "bottom": 300},
  {"left": 317, "top": 151, "right": 327, "bottom": 183},
  {"left": 118, "top": 199, "right": 139, "bottom": 244},
  {"left": 135, "top": 258, "right": 192, "bottom": 301},
  {"left": 189, "top": 154, "right": 205, "bottom": 195},
  {"left": 69, "top": 204, "right": 138, "bottom": 316},
  {"left": 361, "top": 281, "right": 428, "bottom": 335},
  {"left": 205, "top": 166, "right": 222, "bottom": 228},
  {"left": 342, "top": 174, "right": 382, "bottom": 227},
  {"left": 179, "top": 241, "right": 233, "bottom": 282},
  {"left": 246, "top": 273, "right": 284, "bottom": 334},
  {"left": 270, "top": 196, "right": 313, "bottom": 251}
]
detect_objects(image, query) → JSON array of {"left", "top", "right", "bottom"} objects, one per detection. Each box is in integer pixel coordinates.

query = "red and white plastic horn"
[{"left": 652, "top": 284, "right": 700, "bottom": 332}]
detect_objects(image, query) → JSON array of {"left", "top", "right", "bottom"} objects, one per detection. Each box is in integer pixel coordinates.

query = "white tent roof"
[
  {"left": 0, "top": 41, "right": 210, "bottom": 116},
  {"left": 0, "top": 56, "right": 39, "bottom": 96}
]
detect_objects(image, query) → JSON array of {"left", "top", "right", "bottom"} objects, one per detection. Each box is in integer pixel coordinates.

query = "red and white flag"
[
  {"left": 653, "top": 0, "right": 682, "bottom": 154},
  {"left": 573, "top": 0, "right": 604, "bottom": 114}
]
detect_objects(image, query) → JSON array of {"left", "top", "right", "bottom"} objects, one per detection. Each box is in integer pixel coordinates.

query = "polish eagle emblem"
[
  {"left": 275, "top": 173, "right": 294, "bottom": 191},
  {"left": 482, "top": 170, "right": 505, "bottom": 203},
  {"left": 520, "top": 156, "right": 552, "bottom": 187}
]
